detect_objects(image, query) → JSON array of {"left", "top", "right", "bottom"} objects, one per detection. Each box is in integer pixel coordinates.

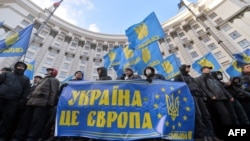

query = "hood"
[
  {"left": 143, "top": 66, "right": 155, "bottom": 77},
  {"left": 179, "top": 64, "right": 190, "bottom": 75},
  {"left": 97, "top": 67, "right": 108, "bottom": 78}
]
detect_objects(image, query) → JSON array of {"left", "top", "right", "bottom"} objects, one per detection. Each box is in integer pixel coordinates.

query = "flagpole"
[
  {"left": 180, "top": 0, "right": 233, "bottom": 59},
  {"left": 21, "top": 0, "right": 63, "bottom": 62}
]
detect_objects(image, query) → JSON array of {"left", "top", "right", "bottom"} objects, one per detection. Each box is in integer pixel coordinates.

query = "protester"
[
  {"left": 0, "top": 67, "right": 12, "bottom": 73},
  {"left": 143, "top": 66, "right": 165, "bottom": 82},
  {"left": 13, "top": 68, "right": 60, "bottom": 141},
  {"left": 174, "top": 64, "right": 221, "bottom": 141},
  {"left": 117, "top": 67, "right": 141, "bottom": 80},
  {"left": 240, "top": 63, "right": 250, "bottom": 120},
  {"left": 96, "top": 67, "right": 112, "bottom": 80},
  {"left": 0, "top": 62, "right": 30, "bottom": 141}
]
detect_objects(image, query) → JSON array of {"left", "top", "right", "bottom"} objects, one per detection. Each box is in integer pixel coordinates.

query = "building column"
[
  {"left": 85, "top": 43, "right": 96, "bottom": 80},
  {"left": 170, "top": 30, "right": 193, "bottom": 65},
  {"left": 69, "top": 40, "right": 85, "bottom": 74}
]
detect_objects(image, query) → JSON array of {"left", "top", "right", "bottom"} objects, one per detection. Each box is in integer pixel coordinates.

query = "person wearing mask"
[
  {"left": 96, "top": 67, "right": 112, "bottom": 80},
  {"left": 117, "top": 67, "right": 141, "bottom": 80},
  {"left": 13, "top": 68, "right": 60, "bottom": 141},
  {"left": 174, "top": 65, "right": 220, "bottom": 141},
  {"left": 0, "top": 62, "right": 30, "bottom": 141},
  {"left": 197, "top": 66, "right": 234, "bottom": 139},
  {"left": 143, "top": 66, "right": 165, "bottom": 82}
]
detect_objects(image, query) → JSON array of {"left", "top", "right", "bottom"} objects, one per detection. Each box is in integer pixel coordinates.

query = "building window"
[
  {"left": 96, "top": 48, "right": 102, "bottom": 52},
  {"left": 214, "top": 51, "right": 225, "bottom": 59},
  {"left": 238, "top": 39, "right": 250, "bottom": 49},
  {"left": 82, "top": 52, "right": 88, "bottom": 56},
  {"left": 229, "top": 31, "right": 241, "bottom": 40},
  {"left": 192, "top": 24, "right": 200, "bottom": 30},
  {"left": 178, "top": 32, "right": 185, "bottom": 37},
  {"left": 15, "top": 26, "right": 23, "bottom": 31},
  {"left": 26, "top": 51, "right": 34, "bottom": 59},
  {"left": 59, "top": 71, "right": 67, "bottom": 78},
  {"left": 197, "top": 29, "right": 205, "bottom": 35},
  {"left": 27, "top": 14, "right": 35, "bottom": 21},
  {"left": 166, "top": 38, "right": 171, "bottom": 43},
  {"left": 182, "top": 38, "right": 189, "bottom": 43},
  {"left": 81, "top": 59, "right": 87, "bottom": 64},
  {"left": 21, "top": 20, "right": 30, "bottom": 26},
  {"left": 85, "top": 46, "right": 90, "bottom": 50},
  {"left": 94, "top": 62, "right": 100, "bottom": 66},
  {"left": 57, "top": 37, "right": 64, "bottom": 42},
  {"left": 65, "top": 55, "right": 73, "bottom": 61},
  {"left": 71, "top": 42, "right": 77, "bottom": 47},
  {"left": 93, "top": 68, "right": 98, "bottom": 75},
  {"left": 30, "top": 43, "right": 40, "bottom": 50},
  {"left": 39, "top": 67, "right": 47, "bottom": 74},
  {"left": 40, "top": 30, "right": 48, "bottom": 36},
  {"left": 215, "top": 18, "right": 224, "bottom": 25},
  {"left": 45, "top": 58, "right": 54, "bottom": 65},
  {"left": 207, "top": 43, "right": 217, "bottom": 50},
  {"left": 35, "top": 36, "right": 44, "bottom": 43},
  {"left": 63, "top": 63, "right": 70, "bottom": 69},
  {"left": 79, "top": 66, "right": 85, "bottom": 72},
  {"left": 190, "top": 51, "right": 199, "bottom": 58},
  {"left": 186, "top": 45, "right": 193, "bottom": 50},
  {"left": 92, "top": 76, "right": 99, "bottom": 80},
  {"left": 220, "top": 23, "right": 232, "bottom": 32},
  {"left": 96, "top": 54, "right": 101, "bottom": 57},
  {"left": 209, "top": 12, "right": 217, "bottom": 19},
  {"left": 49, "top": 49, "right": 58, "bottom": 56},
  {"left": 201, "top": 36, "right": 211, "bottom": 43}
]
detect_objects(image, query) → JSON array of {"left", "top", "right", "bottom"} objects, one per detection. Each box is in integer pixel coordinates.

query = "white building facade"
[{"left": 0, "top": 0, "right": 249, "bottom": 81}]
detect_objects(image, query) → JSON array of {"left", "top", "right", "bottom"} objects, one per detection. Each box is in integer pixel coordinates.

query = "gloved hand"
[
  {"left": 146, "top": 78, "right": 152, "bottom": 83},
  {"left": 61, "top": 83, "right": 68, "bottom": 87}
]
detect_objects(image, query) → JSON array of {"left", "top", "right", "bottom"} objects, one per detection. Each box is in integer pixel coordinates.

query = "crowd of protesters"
[{"left": 0, "top": 61, "right": 250, "bottom": 141}]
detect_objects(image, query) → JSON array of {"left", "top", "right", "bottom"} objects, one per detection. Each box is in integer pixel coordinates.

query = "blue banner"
[
  {"left": 125, "top": 12, "right": 165, "bottom": 50},
  {"left": 56, "top": 80, "right": 195, "bottom": 140},
  {"left": 0, "top": 24, "right": 33, "bottom": 57},
  {"left": 24, "top": 60, "right": 35, "bottom": 80},
  {"left": 192, "top": 52, "right": 221, "bottom": 74}
]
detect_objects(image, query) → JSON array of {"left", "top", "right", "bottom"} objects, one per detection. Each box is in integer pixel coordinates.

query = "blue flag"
[
  {"left": 226, "top": 60, "right": 242, "bottom": 78},
  {"left": 103, "top": 47, "right": 122, "bottom": 69},
  {"left": 119, "top": 46, "right": 140, "bottom": 73},
  {"left": 192, "top": 53, "right": 221, "bottom": 73},
  {"left": 233, "top": 48, "right": 250, "bottom": 64},
  {"left": 56, "top": 80, "right": 195, "bottom": 140},
  {"left": 61, "top": 75, "right": 74, "bottom": 84},
  {"left": 158, "top": 54, "right": 181, "bottom": 80},
  {"left": 0, "top": 24, "right": 33, "bottom": 57},
  {"left": 24, "top": 60, "right": 35, "bottom": 80},
  {"left": 135, "top": 42, "right": 164, "bottom": 75},
  {"left": 125, "top": 12, "right": 165, "bottom": 50}
]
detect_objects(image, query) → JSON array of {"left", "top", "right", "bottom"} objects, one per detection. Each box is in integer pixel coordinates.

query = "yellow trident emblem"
[
  {"left": 166, "top": 94, "right": 180, "bottom": 121},
  {"left": 5, "top": 33, "right": 19, "bottom": 46},
  {"left": 124, "top": 46, "right": 133, "bottom": 59},
  {"left": 243, "top": 54, "right": 250, "bottom": 63},
  {"left": 198, "top": 58, "right": 214, "bottom": 68},
  {"left": 109, "top": 51, "right": 116, "bottom": 62},
  {"left": 142, "top": 47, "right": 151, "bottom": 63},
  {"left": 135, "top": 23, "right": 148, "bottom": 40},
  {"left": 232, "top": 61, "right": 242, "bottom": 72},
  {"left": 162, "top": 61, "right": 173, "bottom": 73}
]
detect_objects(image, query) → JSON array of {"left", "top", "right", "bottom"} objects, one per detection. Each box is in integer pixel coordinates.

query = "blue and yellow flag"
[
  {"left": 233, "top": 48, "right": 250, "bottom": 64},
  {"left": 103, "top": 47, "right": 122, "bottom": 69},
  {"left": 61, "top": 75, "right": 74, "bottom": 84},
  {"left": 24, "top": 60, "right": 35, "bottom": 80},
  {"left": 226, "top": 60, "right": 242, "bottom": 78},
  {"left": 56, "top": 80, "right": 195, "bottom": 140},
  {"left": 0, "top": 24, "right": 33, "bottom": 57},
  {"left": 119, "top": 46, "right": 140, "bottom": 73},
  {"left": 125, "top": 12, "right": 165, "bottom": 50},
  {"left": 192, "top": 53, "right": 221, "bottom": 73},
  {"left": 158, "top": 54, "right": 181, "bottom": 80},
  {"left": 135, "top": 42, "right": 164, "bottom": 75}
]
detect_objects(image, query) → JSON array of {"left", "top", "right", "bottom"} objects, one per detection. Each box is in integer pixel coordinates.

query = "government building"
[{"left": 0, "top": 0, "right": 249, "bottom": 81}]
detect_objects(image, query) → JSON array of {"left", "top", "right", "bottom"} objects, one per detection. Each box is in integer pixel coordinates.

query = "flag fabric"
[
  {"left": 192, "top": 52, "right": 222, "bottom": 73},
  {"left": 61, "top": 75, "right": 74, "bottom": 84},
  {"left": 24, "top": 60, "right": 35, "bottom": 80},
  {"left": 233, "top": 48, "right": 250, "bottom": 64},
  {"left": 159, "top": 54, "right": 181, "bottom": 80},
  {"left": 53, "top": 1, "right": 61, "bottom": 8},
  {"left": 0, "top": 24, "right": 34, "bottom": 57},
  {"left": 226, "top": 60, "right": 242, "bottom": 78},
  {"left": 125, "top": 12, "right": 165, "bottom": 50},
  {"left": 177, "top": 0, "right": 191, "bottom": 9},
  {"left": 135, "top": 42, "right": 164, "bottom": 75},
  {"left": 103, "top": 47, "right": 123, "bottom": 69}
]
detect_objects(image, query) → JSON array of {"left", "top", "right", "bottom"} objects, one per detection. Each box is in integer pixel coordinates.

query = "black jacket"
[
  {"left": 240, "top": 73, "right": 250, "bottom": 92},
  {"left": 0, "top": 71, "right": 30, "bottom": 101},
  {"left": 227, "top": 77, "right": 250, "bottom": 100},
  {"left": 97, "top": 67, "right": 112, "bottom": 80},
  {"left": 143, "top": 66, "right": 165, "bottom": 81},
  {"left": 197, "top": 73, "right": 232, "bottom": 100}
]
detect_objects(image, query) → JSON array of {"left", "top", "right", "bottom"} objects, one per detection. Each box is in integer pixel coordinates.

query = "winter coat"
[
  {"left": 97, "top": 67, "right": 112, "bottom": 80},
  {"left": 143, "top": 66, "right": 166, "bottom": 81},
  {"left": 197, "top": 73, "right": 233, "bottom": 100},
  {"left": 27, "top": 75, "right": 60, "bottom": 107},
  {"left": 240, "top": 73, "right": 250, "bottom": 92},
  {"left": 0, "top": 71, "right": 30, "bottom": 101}
]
